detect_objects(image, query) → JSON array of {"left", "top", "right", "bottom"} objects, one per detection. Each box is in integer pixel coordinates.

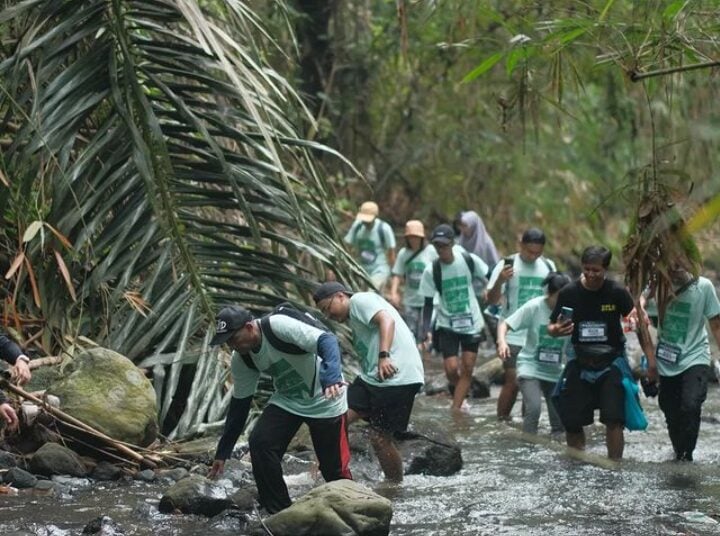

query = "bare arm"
[
  {"left": 388, "top": 275, "right": 402, "bottom": 307},
  {"left": 386, "top": 248, "right": 397, "bottom": 268},
  {"left": 710, "top": 315, "right": 720, "bottom": 351},
  {"left": 371, "top": 309, "right": 397, "bottom": 381},
  {"left": 486, "top": 265, "right": 513, "bottom": 305},
  {"left": 496, "top": 320, "right": 511, "bottom": 360}
]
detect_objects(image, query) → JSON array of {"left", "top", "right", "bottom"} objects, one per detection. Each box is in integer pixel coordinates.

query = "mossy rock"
[
  {"left": 262, "top": 480, "right": 392, "bottom": 536},
  {"left": 47, "top": 347, "right": 158, "bottom": 446}
]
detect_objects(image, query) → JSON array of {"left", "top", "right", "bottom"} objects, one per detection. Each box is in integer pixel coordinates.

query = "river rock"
[
  {"left": 158, "top": 474, "right": 235, "bottom": 516},
  {"left": 475, "top": 357, "right": 504, "bottom": 385},
  {"left": 29, "top": 443, "right": 88, "bottom": 477},
  {"left": 47, "top": 347, "right": 158, "bottom": 446},
  {"left": 92, "top": 461, "right": 122, "bottom": 481},
  {"left": 260, "top": 480, "right": 392, "bottom": 536},
  {"left": 230, "top": 483, "right": 259, "bottom": 511},
  {"left": 209, "top": 510, "right": 249, "bottom": 532},
  {"left": 158, "top": 468, "right": 189, "bottom": 482},
  {"left": 135, "top": 469, "right": 156, "bottom": 482},
  {"left": 0, "top": 449, "right": 17, "bottom": 469},
  {"left": 3, "top": 467, "right": 37, "bottom": 488},
  {"left": 82, "top": 515, "right": 125, "bottom": 535},
  {"left": 33, "top": 479, "right": 62, "bottom": 496},
  {"left": 397, "top": 426, "right": 462, "bottom": 477},
  {"left": 424, "top": 374, "right": 490, "bottom": 399}
]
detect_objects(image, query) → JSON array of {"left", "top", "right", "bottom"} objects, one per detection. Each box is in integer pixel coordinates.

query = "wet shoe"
[{"left": 674, "top": 451, "right": 694, "bottom": 462}]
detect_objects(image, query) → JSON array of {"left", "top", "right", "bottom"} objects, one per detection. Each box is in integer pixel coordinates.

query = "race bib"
[
  {"left": 537, "top": 347, "right": 562, "bottom": 364},
  {"left": 360, "top": 249, "right": 377, "bottom": 264},
  {"left": 450, "top": 313, "right": 473, "bottom": 330},
  {"left": 578, "top": 321, "right": 607, "bottom": 343},
  {"left": 656, "top": 340, "right": 682, "bottom": 364}
]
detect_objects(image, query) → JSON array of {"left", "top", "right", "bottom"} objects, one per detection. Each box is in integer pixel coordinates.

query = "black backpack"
[
  {"left": 432, "top": 251, "right": 476, "bottom": 296},
  {"left": 240, "top": 302, "right": 330, "bottom": 370}
]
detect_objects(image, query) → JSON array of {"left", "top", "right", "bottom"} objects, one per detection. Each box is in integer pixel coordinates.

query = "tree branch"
[{"left": 629, "top": 60, "right": 720, "bottom": 82}]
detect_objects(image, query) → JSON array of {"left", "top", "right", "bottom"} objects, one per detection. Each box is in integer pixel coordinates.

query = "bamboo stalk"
[
  {"left": 629, "top": 60, "right": 720, "bottom": 82},
  {"left": 0, "top": 380, "right": 157, "bottom": 469},
  {"left": 28, "top": 355, "right": 63, "bottom": 370}
]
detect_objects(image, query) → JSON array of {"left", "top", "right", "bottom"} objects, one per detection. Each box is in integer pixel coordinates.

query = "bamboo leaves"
[{"left": 0, "top": 0, "right": 362, "bottom": 436}]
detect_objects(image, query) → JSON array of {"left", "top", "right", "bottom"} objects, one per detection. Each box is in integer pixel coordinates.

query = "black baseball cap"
[
  {"left": 210, "top": 306, "right": 254, "bottom": 346},
  {"left": 430, "top": 223, "right": 455, "bottom": 245},
  {"left": 312, "top": 281, "right": 353, "bottom": 304},
  {"left": 521, "top": 228, "right": 546, "bottom": 245}
]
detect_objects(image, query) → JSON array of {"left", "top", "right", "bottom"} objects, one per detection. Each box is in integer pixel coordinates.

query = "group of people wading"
[
  {"left": 205, "top": 201, "right": 720, "bottom": 514},
  {"left": 2, "top": 201, "right": 718, "bottom": 517}
]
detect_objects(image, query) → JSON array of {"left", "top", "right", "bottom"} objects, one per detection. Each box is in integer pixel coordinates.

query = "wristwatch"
[
  {"left": 378, "top": 351, "right": 390, "bottom": 359},
  {"left": 16, "top": 355, "right": 30, "bottom": 364}
]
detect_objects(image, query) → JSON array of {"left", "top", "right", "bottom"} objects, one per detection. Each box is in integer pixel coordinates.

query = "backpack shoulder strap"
[
  {"left": 378, "top": 220, "right": 387, "bottom": 251},
  {"left": 351, "top": 221, "right": 361, "bottom": 244},
  {"left": 404, "top": 247, "right": 424, "bottom": 268},
  {"left": 541, "top": 256, "right": 553, "bottom": 273},
  {"left": 462, "top": 251, "right": 475, "bottom": 277},
  {"left": 433, "top": 258, "right": 442, "bottom": 296},
  {"left": 240, "top": 353, "right": 257, "bottom": 370},
  {"left": 260, "top": 316, "right": 306, "bottom": 355}
]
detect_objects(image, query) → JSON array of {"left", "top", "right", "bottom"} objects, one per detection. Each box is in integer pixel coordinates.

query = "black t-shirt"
[{"left": 550, "top": 278, "right": 634, "bottom": 353}]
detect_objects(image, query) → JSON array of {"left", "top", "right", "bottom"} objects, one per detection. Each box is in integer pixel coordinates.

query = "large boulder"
[
  {"left": 158, "top": 475, "right": 235, "bottom": 516},
  {"left": 47, "top": 347, "right": 158, "bottom": 446},
  {"left": 30, "top": 442, "right": 87, "bottom": 477},
  {"left": 261, "top": 480, "right": 392, "bottom": 536}
]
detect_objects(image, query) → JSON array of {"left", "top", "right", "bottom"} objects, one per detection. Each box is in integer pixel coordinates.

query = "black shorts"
[
  {"left": 555, "top": 360, "right": 624, "bottom": 433},
  {"left": 347, "top": 377, "right": 422, "bottom": 433},
  {"left": 436, "top": 328, "right": 482, "bottom": 359},
  {"left": 503, "top": 344, "right": 522, "bottom": 370}
]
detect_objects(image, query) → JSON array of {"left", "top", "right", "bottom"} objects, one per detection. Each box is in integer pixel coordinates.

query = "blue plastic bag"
[{"left": 622, "top": 377, "right": 648, "bottom": 431}]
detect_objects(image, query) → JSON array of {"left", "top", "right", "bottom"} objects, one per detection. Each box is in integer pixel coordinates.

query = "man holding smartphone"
[
  {"left": 487, "top": 228, "right": 556, "bottom": 421},
  {"left": 548, "top": 245, "right": 652, "bottom": 460}
]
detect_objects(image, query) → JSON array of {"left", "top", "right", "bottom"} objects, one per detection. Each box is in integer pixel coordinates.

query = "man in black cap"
[
  {"left": 313, "top": 281, "right": 424, "bottom": 482},
  {"left": 207, "top": 305, "right": 351, "bottom": 514},
  {"left": 419, "top": 224, "right": 489, "bottom": 411},
  {"left": 487, "top": 228, "right": 556, "bottom": 421}
]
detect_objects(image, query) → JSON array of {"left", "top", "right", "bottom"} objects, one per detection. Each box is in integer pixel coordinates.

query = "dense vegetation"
[{"left": 279, "top": 1, "right": 720, "bottom": 264}]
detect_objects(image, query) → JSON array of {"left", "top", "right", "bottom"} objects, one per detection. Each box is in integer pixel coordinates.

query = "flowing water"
[{"left": 3, "top": 356, "right": 720, "bottom": 535}]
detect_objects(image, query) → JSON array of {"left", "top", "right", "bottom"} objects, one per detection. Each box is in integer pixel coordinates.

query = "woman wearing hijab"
[{"left": 456, "top": 211, "right": 500, "bottom": 268}]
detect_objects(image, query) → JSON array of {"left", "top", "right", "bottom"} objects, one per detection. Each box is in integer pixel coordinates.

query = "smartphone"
[
  {"left": 560, "top": 306, "right": 573, "bottom": 321},
  {"left": 503, "top": 257, "right": 514, "bottom": 267}
]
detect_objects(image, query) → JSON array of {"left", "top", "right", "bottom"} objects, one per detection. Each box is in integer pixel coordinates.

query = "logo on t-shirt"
[{"left": 601, "top": 304, "right": 616, "bottom": 312}]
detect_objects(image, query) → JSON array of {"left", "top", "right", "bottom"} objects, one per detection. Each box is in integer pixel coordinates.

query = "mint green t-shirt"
[
  {"left": 392, "top": 244, "right": 437, "bottom": 308},
  {"left": 505, "top": 296, "right": 568, "bottom": 383},
  {"left": 656, "top": 277, "right": 720, "bottom": 377},
  {"left": 419, "top": 251, "right": 488, "bottom": 335},
  {"left": 344, "top": 219, "right": 397, "bottom": 277},
  {"left": 230, "top": 315, "right": 347, "bottom": 418},
  {"left": 488, "top": 254, "right": 556, "bottom": 346},
  {"left": 348, "top": 292, "right": 424, "bottom": 388}
]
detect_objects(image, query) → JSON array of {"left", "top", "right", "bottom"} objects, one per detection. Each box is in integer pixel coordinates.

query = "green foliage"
[
  {"left": 277, "top": 0, "right": 720, "bottom": 267},
  {"left": 0, "top": 0, "right": 364, "bottom": 437}
]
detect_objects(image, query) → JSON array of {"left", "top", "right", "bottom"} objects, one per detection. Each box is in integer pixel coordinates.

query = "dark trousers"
[
  {"left": 659, "top": 364, "right": 709, "bottom": 460},
  {"left": 248, "top": 404, "right": 352, "bottom": 513}
]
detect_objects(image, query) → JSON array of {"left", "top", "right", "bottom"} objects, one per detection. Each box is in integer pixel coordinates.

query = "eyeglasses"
[{"left": 319, "top": 294, "right": 337, "bottom": 316}]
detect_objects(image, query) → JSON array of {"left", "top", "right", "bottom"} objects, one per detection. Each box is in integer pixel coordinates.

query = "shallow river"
[{"left": 3, "top": 356, "right": 720, "bottom": 535}]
